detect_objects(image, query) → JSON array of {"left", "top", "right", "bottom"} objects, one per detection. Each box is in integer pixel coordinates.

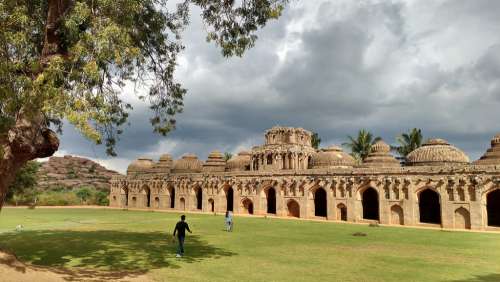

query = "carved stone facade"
[{"left": 110, "top": 127, "right": 500, "bottom": 231}]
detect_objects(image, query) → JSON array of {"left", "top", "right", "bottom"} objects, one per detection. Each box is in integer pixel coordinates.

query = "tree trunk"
[
  {"left": 0, "top": 117, "right": 59, "bottom": 210},
  {"left": 42, "top": 0, "right": 72, "bottom": 60},
  {"left": 0, "top": 0, "right": 72, "bottom": 210}
]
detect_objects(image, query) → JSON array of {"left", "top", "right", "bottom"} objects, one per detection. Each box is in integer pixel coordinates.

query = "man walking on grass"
[{"left": 173, "top": 215, "right": 192, "bottom": 257}]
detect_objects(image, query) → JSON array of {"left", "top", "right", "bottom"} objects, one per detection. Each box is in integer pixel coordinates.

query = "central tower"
[{"left": 251, "top": 126, "right": 316, "bottom": 171}]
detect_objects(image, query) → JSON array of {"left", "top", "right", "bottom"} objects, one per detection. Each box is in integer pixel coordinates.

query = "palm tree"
[
  {"left": 311, "top": 132, "right": 321, "bottom": 149},
  {"left": 223, "top": 152, "right": 233, "bottom": 161},
  {"left": 343, "top": 129, "right": 382, "bottom": 161},
  {"left": 393, "top": 128, "right": 423, "bottom": 158}
]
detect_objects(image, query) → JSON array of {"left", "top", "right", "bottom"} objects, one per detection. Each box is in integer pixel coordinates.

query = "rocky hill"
[{"left": 37, "top": 155, "right": 122, "bottom": 191}]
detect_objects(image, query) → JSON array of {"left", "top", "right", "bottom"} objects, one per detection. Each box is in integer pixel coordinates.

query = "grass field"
[{"left": 0, "top": 208, "right": 499, "bottom": 281}]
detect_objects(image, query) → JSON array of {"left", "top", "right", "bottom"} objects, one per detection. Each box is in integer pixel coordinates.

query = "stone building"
[{"left": 109, "top": 127, "right": 500, "bottom": 231}]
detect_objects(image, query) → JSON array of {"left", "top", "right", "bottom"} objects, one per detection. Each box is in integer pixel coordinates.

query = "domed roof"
[
  {"left": 406, "top": 138, "right": 469, "bottom": 166},
  {"left": 474, "top": 133, "right": 500, "bottom": 165},
  {"left": 172, "top": 154, "right": 203, "bottom": 173},
  {"left": 203, "top": 150, "right": 226, "bottom": 172},
  {"left": 127, "top": 157, "right": 154, "bottom": 175},
  {"left": 153, "top": 154, "right": 173, "bottom": 173},
  {"left": 361, "top": 140, "right": 400, "bottom": 167},
  {"left": 226, "top": 151, "right": 251, "bottom": 172},
  {"left": 159, "top": 154, "right": 173, "bottom": 162},
  {"left": 310, "top": 146, "right": 356, "bottom": 168}
]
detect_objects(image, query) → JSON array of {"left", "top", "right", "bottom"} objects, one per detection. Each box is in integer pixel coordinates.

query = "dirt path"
[{"left": 0, "top": 250, "right": 152, "bottom": 282}]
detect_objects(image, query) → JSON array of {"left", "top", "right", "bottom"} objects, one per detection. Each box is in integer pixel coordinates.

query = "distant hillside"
[{"left": 37, "top": 155, "right": 121, "bottom": 192}]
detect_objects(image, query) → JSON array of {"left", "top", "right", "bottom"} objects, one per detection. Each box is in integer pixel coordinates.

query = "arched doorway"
[
  {"left": 487, "top": 190, "right": 500, "bottom": 227},
  {"left": 242, "top": 198, "right": 254, "bottom": 214},
  {"left": 454, "top": 207, "right": 471, "bottom": 229},
  {"left": 196, "top": 187, "right": 202, "bottom": 210},
  {"left": 226, "top": 187, "right": 234, "bottom": 211},
  {"left": 419, "top": 189, "right": 441, "bottom": 224},
  {"left": 337, "top": 204, "right": 347, "bottom": 221},
  {"left": 122, "top": 187, "right": 129, "bottom": 207},
  {"left": 131, "top": 196, "right": 136, "bottom": 207},
  {"left": 362, "top": 188, "right": 379, "bottom": 220},
  {"left": 287, "top": 200, "right": 300, "bottom": 218},
  {"left": 314, "top": 188, "right": 327, "bottom": 217},
  {"left": 144, "top": 186, "right": 151, "bottom": 208},
  {"left": 170, "top": 188, "right": 175, "bottom": 209},
  {"left": 267, "top": 187, "right": 276, "bottom": 214},
  {"left": 180, "top": 197, "right": 186, "bottom": 210},
  {"left": 208, "top": 199, "right": 214, "bottom": 212},
  {"left": 391, "top": 205, "right": 404, "bottom": 225},
  {"left": 154, "top": 197, "right": 160, "bottom": 208}
]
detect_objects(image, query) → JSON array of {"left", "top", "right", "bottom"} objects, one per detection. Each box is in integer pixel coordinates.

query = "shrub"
[
  {"left": 94, "top": 191, "right": 109, "bottom": 206},
  {"left": 37, "top": 191, "right": 80, "bottom": 206}
]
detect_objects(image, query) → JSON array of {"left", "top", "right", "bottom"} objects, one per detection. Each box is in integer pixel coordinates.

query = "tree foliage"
[
  {"left": 6, "top": 161, "right": 40, "bottom": 203},
  {"left": 76, "top": 186, "right": 92, "bottom": 203},
  {"left": 393, "top": 128, "right": 423, "bottom": 158},
  {"left": 0, "top": 0, "right": 288, "bottom": 208},
  {"left": 343, "top": 129, "right": 381, "bottom": 161},
  {"left": 0, "top": 0, "right": 288, "bottom": 155},
  {"left": 223, "top": 152, "right": 232, "bottom": 161},
  {"left": 311, "top": 132, "right": 321, "bottom": 149}
]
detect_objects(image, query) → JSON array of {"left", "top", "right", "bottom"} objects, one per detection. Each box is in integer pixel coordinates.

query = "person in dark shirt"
[{"left": 173, "top": 215, "right": 192, "bottom": 257}]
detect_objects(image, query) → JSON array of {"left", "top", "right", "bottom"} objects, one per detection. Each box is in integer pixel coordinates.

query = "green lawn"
[{"left": 0, "top": 208, "right": 499, "bottom": 282}]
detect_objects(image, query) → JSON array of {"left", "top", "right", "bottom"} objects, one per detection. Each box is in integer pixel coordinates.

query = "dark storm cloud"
[{"left": 48, "top": 0, "right": 500, "bottom": 173}]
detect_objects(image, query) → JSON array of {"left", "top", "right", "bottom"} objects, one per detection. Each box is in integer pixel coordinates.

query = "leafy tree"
[
  {"left": 311, "top": 132, "right": 321, "bottom": 149},
  {"left": 343, "top": 129, "right": 382, "bottom": 161},
  {"left": 76, "top": 187, "right": 92, "bottom": 204},
  {"left": 223, "top": 152, "right": 233, "bottom": 162},
  {"left": 94, "top": 190, "right": 109, "bottom": 206},
  {"left": 0, "top": 0, "right": 289, "bottom": 209},
  {"left": 393, "top": 128, "right": 423, "bottom": 158},
  {"left": 6, "top": 161, "right": 41, "bottom": 204}
]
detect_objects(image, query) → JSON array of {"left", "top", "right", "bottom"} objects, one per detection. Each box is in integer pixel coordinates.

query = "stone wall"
[{"left": 110, "top": 165, "right": 500, "bottom": 231}]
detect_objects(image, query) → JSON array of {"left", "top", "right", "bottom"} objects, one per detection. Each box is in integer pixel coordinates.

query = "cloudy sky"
[{"left": 44, "top": 0, "right": 500, "bottom": 173}]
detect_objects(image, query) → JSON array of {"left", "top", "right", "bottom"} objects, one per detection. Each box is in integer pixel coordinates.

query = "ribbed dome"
[
  {"left": 154, "top": 154, "right": 173, "bottom": 173},
  {"left": 310, "top": 146, "right": 355, "bottom": 168},
  {"left": 226, "top": 151, "right": 251, "bottom": 171},
  {"left": 203, "top": 150, "right": 226, "bottom": 172},
  {"left": 474, "top": 133, "right": 500, "bottom": 165},
  {"left": 362, "top": 140, "right": 400, "bottom": 167},
  {"left": 406, "top": 139, "right": 469, "bottom": 166},
  {"left": 127, "top": 157, "right": 154, "bottom": 175},
  {"left": 172, "top": 154, "right": 203, "bottom": 173}
]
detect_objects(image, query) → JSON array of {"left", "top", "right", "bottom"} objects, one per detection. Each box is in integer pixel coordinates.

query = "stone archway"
[
  {"left": 391, "top": 205, "right": 404, "bottom": 225},
  {"left": 180, "top": 197, "right": 186, "bottom": 210},
  {"left": 122, "top": 187, "right": 129, "bottom": 207},
  {"left": 454, "top": 207, "right": 471, "bottom": 229},
  {"left": 226, "top": 187, "right": 234, "bottom": 212},
  {"left": 362, "top": 187, "right": 379, "bottom": 220},
  {"left": 419, "top": 189, "right": 441, "bottom": 224},
  {"left": 195, "top": 187, "right": 202, "bottom": 210},
  {"left": 154, "top": 197, "right": 160, "bottom": 209},
  {"left": 208, "top": 198, "right": 215, "bottom": 212},
  {"left": 487, "top": 189, "right": 500, "bottom": 227},
  {"left": 287, "top": 199, "right": 300, "bottom": 218},
  {"left": 337, "top": 204, "right": 347, "bottom": 221},
  {"left": 266, "top": 187, "right": 276, "bottom": 214},
  {"left": 131, "top": 196, "right": 137, "bottom": 207},
  {"left": 169, "top": 187, "right": 175, "bottom": 209},
  {"left": 242, "top": 198, "right": 254, "bottom": 214},
  {"left": 314, "top": 188, "right": 327, "bottom": 217},
  {"left": 143, "top": 186, "right": 151, "bottom": 208}
]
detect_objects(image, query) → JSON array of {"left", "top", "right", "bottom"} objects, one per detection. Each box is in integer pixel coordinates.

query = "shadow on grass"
[
  {"left": 450, "top": 274, "right": 500, "bottom": 282},
  {"left": 0, "top": 230, "right": 235, "bottom": 281}
]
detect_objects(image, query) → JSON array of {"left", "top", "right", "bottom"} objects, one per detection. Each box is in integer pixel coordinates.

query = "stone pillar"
[
  {"left": 326, "top": 182, "right": 334, "bottom": 220},
  {"left": 441, "top": 180, "right": 454, "bottom": 229}
]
